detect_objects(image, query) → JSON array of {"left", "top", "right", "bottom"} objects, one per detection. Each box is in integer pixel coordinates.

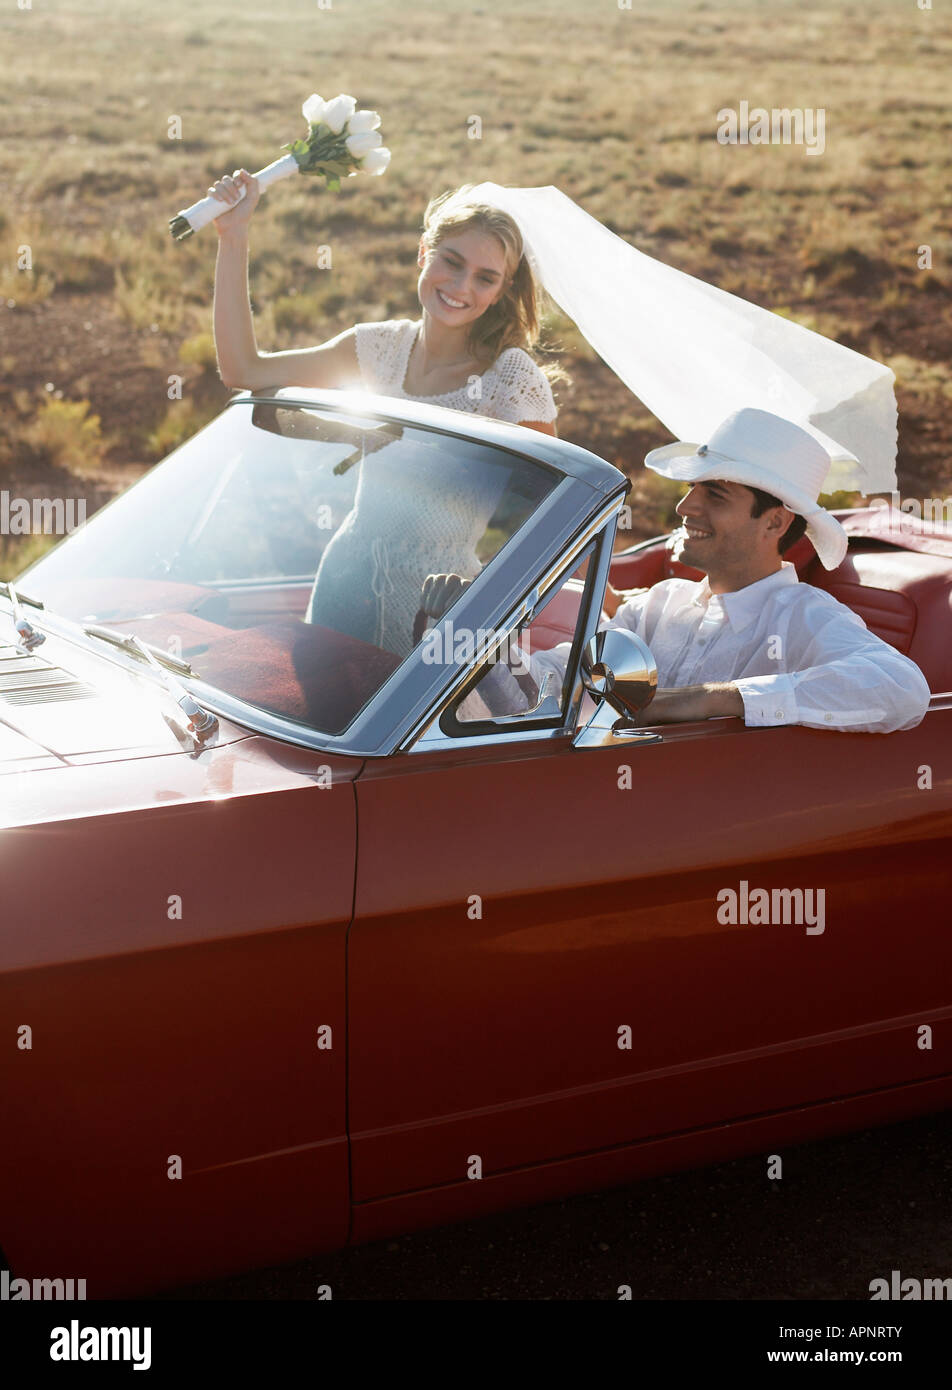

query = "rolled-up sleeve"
[{"left": 734, "top": 608, "right": 932, "bottom": 733}]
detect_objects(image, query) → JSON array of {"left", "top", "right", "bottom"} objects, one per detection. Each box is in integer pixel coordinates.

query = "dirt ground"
[{"left": 3, "top": 0, "right": 951, "bottom": 556}]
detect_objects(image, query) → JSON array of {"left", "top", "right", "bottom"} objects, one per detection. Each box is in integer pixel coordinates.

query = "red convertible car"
[{"left": 1, "top": 388, "right": 950, "bottom": 1297}]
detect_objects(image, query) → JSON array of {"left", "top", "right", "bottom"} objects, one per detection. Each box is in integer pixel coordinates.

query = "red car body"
[{"left": 1, "top": 391, "right": 950, "bottom": 1296}]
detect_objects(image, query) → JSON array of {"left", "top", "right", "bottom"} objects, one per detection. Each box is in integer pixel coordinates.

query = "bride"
[
  {"left": 209, "top": 170, "right": 896, "bottom": 654},
  {"left": 210, "top": 174, "right": 561, "bottom": 654}
]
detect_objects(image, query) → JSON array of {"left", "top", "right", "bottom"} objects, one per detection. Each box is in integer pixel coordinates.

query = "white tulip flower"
[
  {"left": 347, "top": 109, "right": 382, "bottom": 133},
  {"left": 361, "top": 146, "right": 392, "bottom": 176},
  {"left": 302, "top": 93, "right": 326, "bottom": 125},
  {"left": 345, "top": 129, "right": 383, "bottom": 157},
  {"left": 321, "top": 94, "right": 357, "bottom": 134},
  {"left": 170, "top": 92, "right": 390, "bottom": 240}
]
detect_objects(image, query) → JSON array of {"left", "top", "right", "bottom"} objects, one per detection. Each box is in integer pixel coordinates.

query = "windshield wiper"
[
  {"left": 2, "top": 588, "right": 197, "bottom": 678},
  {"left": 2, "top": 588, "right": 218, "bottom": 743},
  {"left": 82, "top": 623, "right": 194, "bottom": 676},
  {"left": 0, "top": 580, "right": 45, "bottom": 610},
  {"left": 0, "top": 581, "right": 47, "bottom": 651},
  {"left": 83, "top": 624, "right": 218, "bottom": 742}
]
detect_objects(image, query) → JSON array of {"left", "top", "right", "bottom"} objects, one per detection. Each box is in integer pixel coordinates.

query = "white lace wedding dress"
[{"left": 305, "top": 319, "right": 557, "bottom": 658}]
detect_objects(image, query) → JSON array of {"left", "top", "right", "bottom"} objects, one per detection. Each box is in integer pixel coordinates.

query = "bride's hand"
[
  {"left": 421, "top": 573, "right": 471, "bottom": 621},
  {"left": 209, "top": 169, "right": 261, "bottom": 234}
]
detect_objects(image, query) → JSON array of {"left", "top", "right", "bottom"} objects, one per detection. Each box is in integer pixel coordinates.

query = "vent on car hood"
[
  {"left": 0, "top": 683, "right": 99, "bottom": 705},
  {"left": 0, "top": 645, "right": 99, "bottom": 705}
]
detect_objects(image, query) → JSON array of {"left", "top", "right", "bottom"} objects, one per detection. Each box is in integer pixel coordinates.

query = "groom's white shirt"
[{"left": 491, "top": 563, "right": 931, "bottom": 733}]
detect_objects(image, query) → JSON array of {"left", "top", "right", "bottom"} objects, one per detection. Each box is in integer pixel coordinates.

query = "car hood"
[
  {"left": 0, "top": 629, "right": 251, "bottom": 764},
  {"left": 0, "top": 676, "right": 242, "bottom": 769},
  {"left": 0, "top": 628, "right": 274, "bottom": 828},
  {"left": 0, "top": 620, "right": 368, "bottom": 819}
]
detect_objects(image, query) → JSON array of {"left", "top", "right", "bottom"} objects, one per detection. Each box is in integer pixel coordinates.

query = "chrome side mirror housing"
[{"left": 574, "top": 628, "right": 661, "bottom": 748}]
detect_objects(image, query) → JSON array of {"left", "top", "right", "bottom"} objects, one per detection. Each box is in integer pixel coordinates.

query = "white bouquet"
[{"left": 169, "top": 93, "right": 391, "bottom": 240}]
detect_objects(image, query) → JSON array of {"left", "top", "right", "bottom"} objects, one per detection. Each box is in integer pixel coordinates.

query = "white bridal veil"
[{"left": 467, "top": 182, "right": 897, "bottom": 494}]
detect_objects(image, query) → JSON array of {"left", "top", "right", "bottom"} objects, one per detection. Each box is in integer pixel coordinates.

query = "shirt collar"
[{"left": 693, "top": 563, "right": 799, "bottom": 632}]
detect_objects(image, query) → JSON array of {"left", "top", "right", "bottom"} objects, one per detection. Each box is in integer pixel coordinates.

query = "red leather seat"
[
  {"left": 524, "top": 579, "right": 586, "bottom": 652},
  {"left": 802, "top": 548, "right": 952, "bottom": 692}
]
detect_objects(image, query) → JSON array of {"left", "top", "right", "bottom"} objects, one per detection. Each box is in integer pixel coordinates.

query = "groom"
[{"left": 422, "top": 408, "right": 931, "bottom": 733}]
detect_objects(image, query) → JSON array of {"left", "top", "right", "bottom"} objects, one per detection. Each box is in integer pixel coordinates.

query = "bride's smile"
[
  {"left": 436, "top": 288, "right": 468, "bottom": 309},
  {"left": 417, "top": 228, "right": 508, "bottom": 329}
]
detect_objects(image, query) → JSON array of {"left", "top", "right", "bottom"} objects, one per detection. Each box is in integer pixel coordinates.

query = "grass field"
[{"left": 2, "top": 0, "right": 950, "bottom": 569}]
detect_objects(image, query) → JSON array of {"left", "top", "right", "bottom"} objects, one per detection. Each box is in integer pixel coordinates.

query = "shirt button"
[
  {"left": 824, "top": 713, "right": 833, "bottom": 722},
  {"left": 775, "top": 710, "right": 784, "bottom": 719}
]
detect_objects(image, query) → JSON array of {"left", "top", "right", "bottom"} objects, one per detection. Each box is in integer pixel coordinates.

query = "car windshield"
[{"left": 20, "top": 400, "right": 560, "bottom": 736}]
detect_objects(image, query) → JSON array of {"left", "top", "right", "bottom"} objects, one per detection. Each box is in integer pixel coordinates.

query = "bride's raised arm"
[{"left": 211, "top": 168, "right": 358, "bottom": 392}]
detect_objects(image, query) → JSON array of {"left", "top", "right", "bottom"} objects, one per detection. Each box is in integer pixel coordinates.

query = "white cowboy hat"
[{"left": 644, "top": 407, "right": 849, "bottom": 570}]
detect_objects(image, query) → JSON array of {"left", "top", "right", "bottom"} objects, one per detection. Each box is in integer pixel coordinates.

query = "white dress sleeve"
[{"left": 484, "top": 348, "right": 558, "bottom": 424}]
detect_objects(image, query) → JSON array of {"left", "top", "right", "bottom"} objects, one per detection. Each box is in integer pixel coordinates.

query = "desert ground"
[{"left": 2, "top": 0, "right": 950, "bottom": 575}]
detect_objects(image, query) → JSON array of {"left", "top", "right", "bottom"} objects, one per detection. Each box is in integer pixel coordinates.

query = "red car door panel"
[{"left": 349, "top": 715, "right": 952, "bottom": 1202}]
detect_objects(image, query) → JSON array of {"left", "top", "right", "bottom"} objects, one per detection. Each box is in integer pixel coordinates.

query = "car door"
[{"left": 346, "top": 536, "right": 952, "bottom": 1210}]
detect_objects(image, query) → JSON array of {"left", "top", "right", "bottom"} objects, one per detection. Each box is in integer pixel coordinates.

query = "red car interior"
[{"left": 76, "top": 507, "right": 949, "bottom": 734}]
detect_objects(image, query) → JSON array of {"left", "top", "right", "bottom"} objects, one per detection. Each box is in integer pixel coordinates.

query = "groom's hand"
[{"left": 602, "top": 582, "right": 648, "bottom": 619}]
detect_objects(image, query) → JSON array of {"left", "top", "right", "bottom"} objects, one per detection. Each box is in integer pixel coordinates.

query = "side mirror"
[{"left": 575, "top": 629, "right": 661, "bottom": 748}]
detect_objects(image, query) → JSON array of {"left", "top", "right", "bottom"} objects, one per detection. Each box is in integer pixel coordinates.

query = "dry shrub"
[
  {"left": 145, "top": 398, "right": 219, "bottom": 461},
  {"left": 114, "top": 267, "right": 187, "bottom": 334},
  {"left": 178, "top": 330, "right": 219, "bottom": 371},
  {"left": 0, "top": 266, "right": 55, "bottom": 307},
  {"left": 21, "top": 396, "right": 111, "bottom": 479}
]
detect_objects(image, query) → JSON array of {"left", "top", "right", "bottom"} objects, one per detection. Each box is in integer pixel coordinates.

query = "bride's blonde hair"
[{"left": 420, "top": 185, "right": 553, "bottom": 372}]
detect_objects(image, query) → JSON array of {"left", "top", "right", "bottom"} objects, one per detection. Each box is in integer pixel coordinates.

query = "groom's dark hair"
[{"left": 748, "top": 486, "right": 808, "bottom": 555}]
